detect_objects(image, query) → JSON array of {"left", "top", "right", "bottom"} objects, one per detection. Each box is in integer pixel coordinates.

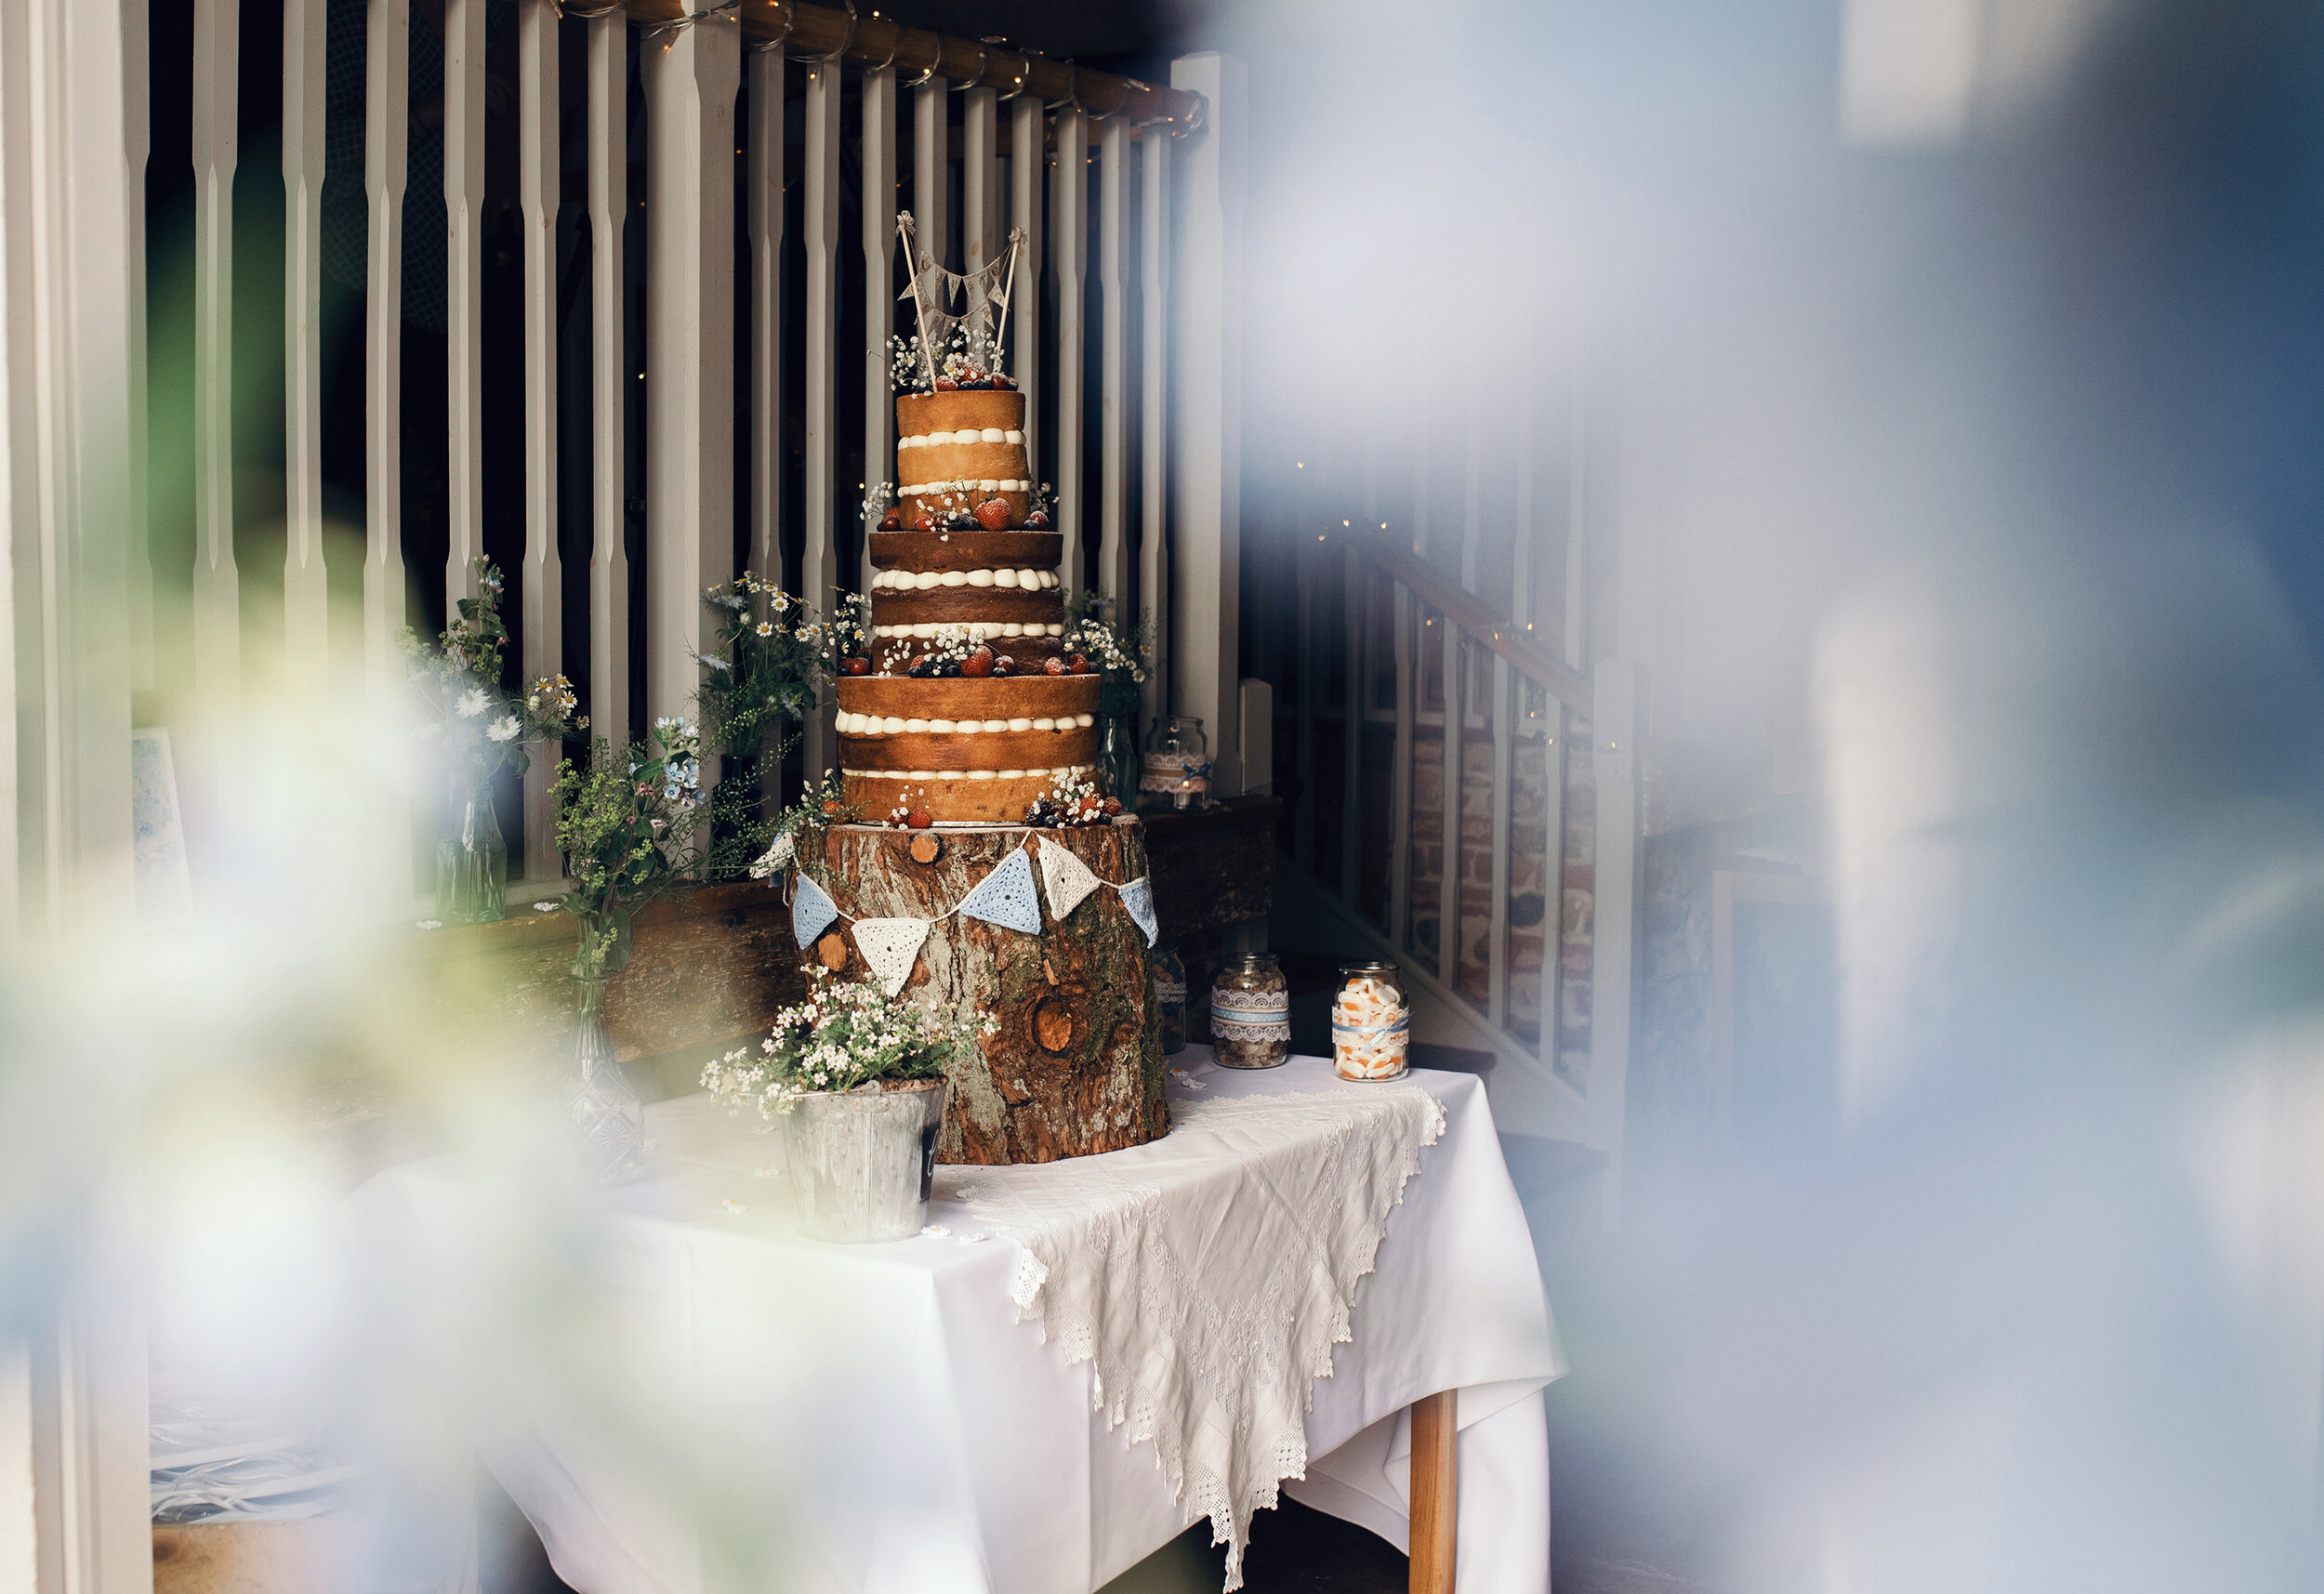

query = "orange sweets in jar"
[{"left": 1331, "top": 961, "right": 1409, "bottom": 1081}]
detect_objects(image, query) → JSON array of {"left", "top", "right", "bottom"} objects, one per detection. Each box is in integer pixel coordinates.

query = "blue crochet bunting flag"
[
  {"left": 791, "top": 870, "right": 839, "bottom": 948},
  {"left": 955, "top": 846, "right": 1044, "bottom": 934},
  {"left": 1116, "top": 876, "right": 1158, "bottom": 947}
]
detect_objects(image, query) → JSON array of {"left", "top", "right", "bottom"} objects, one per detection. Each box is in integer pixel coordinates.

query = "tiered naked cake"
[
  {"left": 803, "top": 221, "right": 1164, "bottom": 1166},
  {"left": 837, "top": 385, "right": 1104, "bottom": 825}
]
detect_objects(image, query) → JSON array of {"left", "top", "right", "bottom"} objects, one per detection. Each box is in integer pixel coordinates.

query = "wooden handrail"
[
  {"left": 1354, "top": 539, "right": 1594, "bottom": 718},
  {"left": 623, "top": 2, "right": 1207, "bottom": 133}
]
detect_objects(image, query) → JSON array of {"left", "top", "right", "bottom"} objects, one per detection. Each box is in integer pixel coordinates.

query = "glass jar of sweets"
[
  {"left": 1209, "top": 952, "right": 1289, "bottom": 1068},
  {"left": 1152, "top": 946, "right": 1187, "bottom": 1056},
  {"left": 1139, "top": 716, "right": 1211, "bottom": 810},
  {"left": 1331, "top": 961, "right": 1410, "bottom": 1081}
]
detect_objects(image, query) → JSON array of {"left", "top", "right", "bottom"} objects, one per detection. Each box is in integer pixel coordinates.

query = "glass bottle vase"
[
  {"left": 565, "top": 976, "right": 643, "bottom": 1187},
  {"left": 1101, "top": 715, "right": 1139, "bottom": 807},
  {"left": 435, "top": 771, "right": 508, "bottom": 924}
]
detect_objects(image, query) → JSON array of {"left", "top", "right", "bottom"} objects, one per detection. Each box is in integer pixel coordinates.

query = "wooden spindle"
[
  {"left": 643, "top": 13, "right": 740, "bottom": 772},
  {"left": 913, "top": 72, "right": 946, "bottom": 271},
  {"left": 1553, "top": 342, "right": 1590, "bottom": 1083},
  {"left": 961, "top": 86, "right": 998, "bottom": 275},
  {"left": 800, "top": 58, "right": 842, "bottom": 775},
  {"left": 1295, "top": 521, "right": 1316, "bottom": 868},
  {"left": 1008, "top": 96, "right": 1042, "bottom": 485},
  {"left": 862, "top": 64, "right": 895, "bottom": 589},
  {"left": 1169, "top": 54, "right": 1245, "bottom": 795},
  {"left": 1503, "top": 364, "right": 1539, "bottom": 1043},
  {"left": 1341, "top": 541, "right": 1365, "bottom": 909},
  {"left": 1591, "top": 660, "right": 1638, "bottom": 1226},
  {"left": 125, "top": 0, "right": 154, "bottom": 693},
  {"left": 283, "top": 0, "right": 330, "bottom": 687},
  {"left": 443, "top": 0, "right": 485, "bottom": 613},
  {"left": 1139, "top": 124, "right": 1169, "bottom": 729},
  {"left": 1050, "top": 108, "right": 1087, "bottom": 594},
  {"left": 747, "top": 45, "right": 784, "bottom": 583},
  {"left": 364, "top": 0, "right": 410, "bottom": 902},
  {"left": 519, "top": 0, "right": 561, "bottom": 879},
  {"left": 1096, "top": 115, "right": 1129, "bottom": 603},
  {"left": 586, "top": 10, "right": 627, "bottom": 751},
  {"left": 191, "top": 0, "right": 241, "bottom": 757}
]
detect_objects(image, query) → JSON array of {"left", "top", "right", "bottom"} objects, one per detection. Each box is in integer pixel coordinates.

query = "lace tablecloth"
[
  {"left": 944, "top": 1086, "right": 1446, "bottom": 1587},
  {"left": 343, "top": 1054, "right": 1564, "bottom": 1594}
]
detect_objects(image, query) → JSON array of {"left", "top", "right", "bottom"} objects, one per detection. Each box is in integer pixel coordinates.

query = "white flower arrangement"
[{"left": 703, "top": 967, "right": 997, "bottom": 1113}]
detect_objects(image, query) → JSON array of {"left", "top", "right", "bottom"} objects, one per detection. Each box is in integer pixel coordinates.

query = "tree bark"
[{"left": 809, "top": 821, "right": 1169, "bottom": 1164}]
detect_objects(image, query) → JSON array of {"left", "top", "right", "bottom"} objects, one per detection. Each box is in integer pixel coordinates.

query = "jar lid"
[
  {"left": 1221, "top": 952, "right": 1279, "bottom": 971},
  {"left": 1340, "top": 960, "right": 1398, "bottom": 976}
]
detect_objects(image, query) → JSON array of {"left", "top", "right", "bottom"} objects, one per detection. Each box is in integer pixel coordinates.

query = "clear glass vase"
[
  {"left": 435, "top": 771, "right": 507, "bottom": 924},
  {"left": 565, "top": 976, "right": 643, "bottom": 1187},
  {"left": 1101, "top": 715, "right": 1139, "bottom": 805}
]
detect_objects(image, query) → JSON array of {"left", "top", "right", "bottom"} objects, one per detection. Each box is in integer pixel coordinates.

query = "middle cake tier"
[
  {"left": 864, "top": 526, "right": 1068, "bottom": 673},
  {"left": 836, "top": 673, "right": 1101, "bottom": 823}
]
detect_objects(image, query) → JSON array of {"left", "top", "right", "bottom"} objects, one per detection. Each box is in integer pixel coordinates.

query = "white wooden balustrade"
[{"left": 61, "top": 1, "right": 1216, "bottom": 918}]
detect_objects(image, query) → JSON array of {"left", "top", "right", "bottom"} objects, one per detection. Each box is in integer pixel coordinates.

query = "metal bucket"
[{"left": 779, "top": 1078, "right": 948, "bottom": 1243}]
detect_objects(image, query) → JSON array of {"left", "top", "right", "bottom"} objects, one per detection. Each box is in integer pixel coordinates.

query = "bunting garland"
[
  {"left": 1037, "top": 840, "right": 1102, "bottom": 921},
  {"left": 957, "top": 848, "right": 1045, "bottom": 934},
  {"left": 779, "top": 831, "right": 1165, "bottom": 992},
  {"left": 852, "top": 917, "right": 933, "bottom": 998},
  {"left": 792, "top": 871, "right": 839, "bottom": 949},
  {"left": 1117, "top": 876, "right": 1158, "bottom": 947}
]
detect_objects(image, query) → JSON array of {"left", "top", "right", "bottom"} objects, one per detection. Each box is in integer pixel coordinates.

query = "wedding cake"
[{"left": 836, "top": 382, "right": 1102, "bottom": 824}]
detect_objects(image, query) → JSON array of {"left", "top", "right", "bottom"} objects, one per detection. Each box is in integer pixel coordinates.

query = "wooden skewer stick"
[
  {"left": 991, "top": 229, "right": 1025, "bottom": 378},
  {"left": 898, "top": 212, "right": 940, "bottom": 391}
]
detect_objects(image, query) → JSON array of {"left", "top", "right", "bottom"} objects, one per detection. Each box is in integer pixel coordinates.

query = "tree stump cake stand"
[{"left": 805, "top": 822, "right": 1168, "bottom": 1165}]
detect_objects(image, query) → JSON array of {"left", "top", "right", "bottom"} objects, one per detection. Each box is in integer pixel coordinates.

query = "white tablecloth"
[{"left": 343, "top": 1051, "right": 1565, "bottom": 1594}]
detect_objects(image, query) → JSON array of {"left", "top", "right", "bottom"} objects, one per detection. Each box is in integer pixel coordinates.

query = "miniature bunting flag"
[
  {"left": 791, "top": 871, "right": 838, "bottom": 949},
  {"left": 1116, "top": 876, "right": 1158, "bottom": 947},
  {"left": 852, "top": 917, "right": 931, "bottom": 997},
  {"left": 955, "top": 846, "right": 1043, "bottom": 934},
  {"left": 1037, "top": 839, "right": 1103, "bottom": 921}
]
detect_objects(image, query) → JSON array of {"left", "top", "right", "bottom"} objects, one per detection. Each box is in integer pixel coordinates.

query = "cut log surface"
[{"left": 811, "top": 822, "right": 1168, "bottom": 1164}]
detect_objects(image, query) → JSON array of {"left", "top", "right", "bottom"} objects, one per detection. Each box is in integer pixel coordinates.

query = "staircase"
[{"left": 1258, "top": 534, "right": 1643, "bottom": 1221}]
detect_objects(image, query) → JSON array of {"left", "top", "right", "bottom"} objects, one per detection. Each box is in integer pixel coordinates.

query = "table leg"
[{"left": 1408, "top": 1390, "right": 1459, "bottom": 1594}]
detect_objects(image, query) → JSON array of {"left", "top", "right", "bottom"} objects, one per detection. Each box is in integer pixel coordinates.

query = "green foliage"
[
  {"left": 695, "top": 573, "right": 841, "bottom": 882},
  {"left": 551, "top": 719, "right": 703, "bottom": 983}
]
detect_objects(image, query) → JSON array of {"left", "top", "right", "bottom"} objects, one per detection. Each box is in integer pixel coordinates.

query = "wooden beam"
[
  {"left": 1358, "top": 538, "right": 1594, "bottom": 718},
  {"left": 1407, "top": 1389, "right": 1459, "bottom": 1594},
  {"left": 622, "top": 1, "right": 1205, "bottom": 131}
]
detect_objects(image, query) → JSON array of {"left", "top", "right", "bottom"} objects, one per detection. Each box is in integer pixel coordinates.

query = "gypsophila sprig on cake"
[
  {"left": 704, "top": 966, "right": 997, "bottom": 1113},
  {"left": 402, "top": 559, "right": 575, "bottom": 780},
  {"left": 1023, "top": 767, "right": 1116, "bottom": 828},
  {"left": 551, "top": 720, "right": 704, "bottom": 986}
]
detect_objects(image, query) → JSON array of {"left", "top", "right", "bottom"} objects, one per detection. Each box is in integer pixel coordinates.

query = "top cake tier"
[{"left": 895, "top": 390, "right": 1031, "bottom": 528}]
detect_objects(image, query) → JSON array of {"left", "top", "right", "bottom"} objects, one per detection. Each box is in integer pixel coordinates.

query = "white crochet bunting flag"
[
  {"left": 852, "top": 916, "right": 931, "bottom": 997},
  {"left": 956, "top": 846, "right": 1043, "bottom": 934},
  {"left": 791, "top": 871, "right": 838, "bottom": 949},
  {"left": 1037, "top": 839, "right": 1103, "bottom": 922},
  {"left": 1116, "top": 876, "right": 1158, "bottom": 947}
]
